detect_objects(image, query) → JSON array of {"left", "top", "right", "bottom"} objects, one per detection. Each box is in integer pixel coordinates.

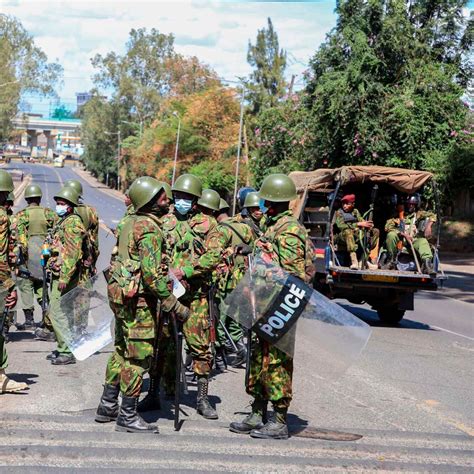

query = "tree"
[
  {"left": 0, "top": 15, "right": 62, "bottom": 140},
  {"left": 52, "top": 104, "right": 73, "bottom": 120},
  {"left": 247, "top": 17, "right": 287, "bottom": 115}
]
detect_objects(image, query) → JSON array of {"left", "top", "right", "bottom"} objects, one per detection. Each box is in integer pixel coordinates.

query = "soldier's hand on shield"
[
  {"left": 235, "top": 243, "right": 252, "bottom": 256},
  {"left": 171, "top": 268, "right": 185, "bottom": 281},
  {"left": 173, "top": 301, "right": 190, "bottom": 323},
  {"left": 5, "top": 290, "right": 17, "bottom": 309}
]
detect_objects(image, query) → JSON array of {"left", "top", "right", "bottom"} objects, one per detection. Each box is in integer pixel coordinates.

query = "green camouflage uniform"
[
  {"left": 249, "top": 210, "right": 307, "bottom": 409},
  {"left": 14, "top": 204, "right": 56, "bottom": 314},
  {"left": 334, "top": 208, "right": 379, "bottom": 253},
  {"left": 164, "top": 211, "right": 217, "bottom": 376},
  {"left": 207, "top": 218, "right": 256, "bottom": 348},
  {"left": 234, "top": 213, "right": 264, "bottom": 239},
  {"left": 47, "top": 214, "right": 86, "bottom": 355},
  {"left": 385, "top": 210, "right": 437, "bottom": 260},
  {"left": 0, "top": 207, "right": 15, "bottom": 370},
  {"left": 105, "top": 212, "right": 172, "bottom": 397}
]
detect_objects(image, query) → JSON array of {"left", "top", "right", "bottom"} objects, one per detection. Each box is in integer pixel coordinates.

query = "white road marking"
[{"left": 430, "top": 325, "right": 474, "bottom": 342}]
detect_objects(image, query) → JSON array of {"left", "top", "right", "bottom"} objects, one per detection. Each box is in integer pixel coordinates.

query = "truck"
[{"left": 289, "top": 165, "right": 446, "bottom": 325}]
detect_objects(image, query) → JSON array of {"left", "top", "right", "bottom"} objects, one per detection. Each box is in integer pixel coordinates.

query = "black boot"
[
  {"left": 51, "top": 353, "right": 76, "bottom": 365},
  {"left": 115, "top": 395, "right": 159, "bottom": 433},
  {"left": 16, "top": 309, "right": 35, "bottom": 331},
  {"left": 214, "top": 346, "right": 227, "bottom": 373},
  {"left": 196, "top": 376, "right": 218, "bottom": 419},
  {"left": 231, "top": 338, "right": 247, "bottom": 368},
  {"left": 137, "top": 377, "right": 161, "bottom": 412},
  {"left": 250, "top": 405, "right": 289, "bottom": 440},
  {"left": 229, "top": 399, "right": 267, "bottom": 434},
  {"left": 95, "top": 384, "right": 120, "bottom": 423},
  {"left": 35, "top": 327, "right": 56, "bottom": 342}
]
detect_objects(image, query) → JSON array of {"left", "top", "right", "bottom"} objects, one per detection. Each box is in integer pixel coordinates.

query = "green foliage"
[
  {"left": 246, "top": 17, "right": 287, "bottom": 115},
  {"left": 52, "top": 104, "right": 73, "bottom": 120},
  {"left": 0, "top": 15, "right": 62, "bottom": 140},
  {"left": 189, "top": 159, "right": 236, "bottom": 197}
]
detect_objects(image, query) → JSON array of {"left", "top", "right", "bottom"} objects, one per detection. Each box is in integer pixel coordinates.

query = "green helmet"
[
  {"left": 129, "top": 176, "right": 164, "bottom": 211},
  {"left": 172, "top": 174, "right": 202, "bottom": 198},
  {"left": 6, "top": 191, "right": 14, "bottom": 203},
  {"left": 219, "top": 198, "right": 230, "bottom": 211},
  {"left": 258, "top": 174, "right": 297, "bottom": 203},
  {"left": 64, "top": 179, "right": 83, "bottom": 196},
  {"left": 0, "top": 170, "right": 14, "bottom": 192},
  {"left": 25, "top": 184, "right": 43, "bottom": 199},
  {"left": 243, "top": 192, "right": 260, "bottom": 208},
  {"left": 54, "top": 187, "right": 80, "bottom": 206},
  {"left": 160, "top": 181, "right": 173, "bottom": 200},
  {"left": 198, "top": 189, "right": 220, "bottom": 211}
]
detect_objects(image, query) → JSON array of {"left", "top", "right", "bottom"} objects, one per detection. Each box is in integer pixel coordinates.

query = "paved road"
[{"left": 1, "top": 161, "right": 473, "bottom": 471}]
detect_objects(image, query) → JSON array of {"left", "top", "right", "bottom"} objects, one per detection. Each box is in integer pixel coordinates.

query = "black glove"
[{"left": 235, "top": 243, "right": 252, "bottom": 256}]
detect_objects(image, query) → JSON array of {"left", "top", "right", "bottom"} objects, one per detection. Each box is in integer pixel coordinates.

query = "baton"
[
  {"left": 171, "top": 315, "right": 187, "bottom": 431},
  {"left": 218, "top": 318, "right": 238, "bottom": 352}
]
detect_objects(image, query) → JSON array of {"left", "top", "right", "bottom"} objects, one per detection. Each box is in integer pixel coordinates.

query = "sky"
[
  {"left": 2, "top": 0, "right": 339, "bottom": 117},
  {"left": 3, "top": 0, "right": 472, "bottom": 117}
]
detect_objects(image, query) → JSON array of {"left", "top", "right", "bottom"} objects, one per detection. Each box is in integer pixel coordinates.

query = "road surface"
[{"left": 1, "top": 161, "right": 473, "bottom": 471}]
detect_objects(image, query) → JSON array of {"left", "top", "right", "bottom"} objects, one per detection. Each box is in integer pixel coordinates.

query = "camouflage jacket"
[
  {"left": 334, "top": 208, "right": 363, "bottom": 233},
  {"left": 108, "top": 212, "right": 172, "bottom": 305},
  {"left": 202, "top": 217, "right": 255, "bottom": 293},
  {"left": 47, "top": 213, "right": 86, "bottom": 286},
  {"left": 0, "top": 206, "right": 15, "bottom": 291},
  {"left": 14, "top": 204, "right": 57, "bottom": 257},
  {"left": 234, "top": 213, "right": 264, "bottom": 238},
  {"left": 385, "top": 210, "right": 437, "bottom": 237},
  {"left": 256, "top": 210, "right": 307, "bottom": 281},
  {"left": 76, "top": 204, "right": 100, "bottom": 266},
  {"left": 162, "top": 211, "right": 216, "bottom": 299}
]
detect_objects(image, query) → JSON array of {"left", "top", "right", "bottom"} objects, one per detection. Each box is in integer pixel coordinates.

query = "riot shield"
[
  {"left": 26, "top": 236, "right": 44, "bottom": 280},
  {"left": 54, "top": 270, "right": 113, "bottom": 361},
  {"left": 223, "top": 257, "right": 371, "bottom": 380}
]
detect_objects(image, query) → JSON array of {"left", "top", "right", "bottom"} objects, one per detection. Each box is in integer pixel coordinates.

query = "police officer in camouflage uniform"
[
  {"left": 385, "top": 194, "right": 437, "bottom": 274},
  {"left": 230, "top": 174, "right": 309, "bottom": 440},
  {"left": 14, "top": 184, "right": 56, "bottom": 330},
  {"left": 46, "top": 187, "right": 86, "bottom": 365},
  {"left": 95, "top": 177, "right": 189, "bottom": 433},
  {"left": 63, "top": 179, "right": 100, "bottom": 279},
  {"left": 0, "top": 170, "right": 28, "bottom": 393},
  {"left": 160, "top": 176, "right": 219, "bottom": 419},
  {"left": 208, "top": 198, "right": 256, "bottom": 371},
  {"left": 235, "top": 191, "right": 264, "bottom": 238}
]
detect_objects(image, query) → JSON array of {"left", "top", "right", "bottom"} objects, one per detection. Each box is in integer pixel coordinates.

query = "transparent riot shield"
[
  {"left": 54, "top": 270, "right": 113, "bottom": 361},
  {"left": 26, "top": 236, "right": 44, "bottom": 280},
  {"left": 223, "top": 257, "right": 371, "bottom": 380}
]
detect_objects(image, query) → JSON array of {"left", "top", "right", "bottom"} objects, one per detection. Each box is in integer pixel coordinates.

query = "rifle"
[
  {"left": 397, "top": 205, "right": 422, "bottom": 274},
  {"left": 171, "top": 314, "right": 188, "bottom": 431},
  {"left": 362, "top": 184, "right": 378, "bottom": 269}
]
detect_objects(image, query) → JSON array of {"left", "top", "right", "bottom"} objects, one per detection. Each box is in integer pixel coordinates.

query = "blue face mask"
[
  {"left": 55, "top": 204, "right": 68, "bottom": 217},
  {"left": 174, "top": 199, "right": 193, "bottom": 216},
  {"left": 259, "top": 199, "right": 268, "bottom": 213}
]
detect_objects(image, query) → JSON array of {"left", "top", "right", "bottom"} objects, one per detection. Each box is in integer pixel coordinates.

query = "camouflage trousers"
[
  {"left": 247, "top": 338, "right": 293, "bottom": 409},
  {"left": 105, "top": 297, "right": 156, "bottom": 397},
  {"left": 183, "top": 296, "right": 213, "bottom": 376},
  {"left": 0, "top": 334, "right": 7, "bottom": 370},
  {"left": 336, "top": 228, "right": 379, "bottom": 253},
  {"left": 17, "top": 277, "right": 43, "bottom": 311},
  {"left": 385, "top": 231, "right": 433, "bottom": 260}
]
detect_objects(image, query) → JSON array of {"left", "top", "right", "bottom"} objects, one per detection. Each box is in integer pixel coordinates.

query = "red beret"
[{"left": 341, "top": 194, "right": 356, "bottom": 203}]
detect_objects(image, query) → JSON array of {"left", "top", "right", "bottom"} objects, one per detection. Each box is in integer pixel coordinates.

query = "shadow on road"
[
  {"left": 339, "top": 304, "right": 433, "bottom": 331},
  {"left": 8, "top": 372, "right": 39, "bottom": 386}
]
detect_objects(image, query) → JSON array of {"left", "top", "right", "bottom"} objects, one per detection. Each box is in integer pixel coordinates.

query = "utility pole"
[
  {"left": 232, "top": 89, "right": 245, "bottom": 216},
  {"left": 117, "top": 130, "right": 121, "bottom": 191},
  {"left": 171, "top": 112, "right": 181, "bottom": 185}
]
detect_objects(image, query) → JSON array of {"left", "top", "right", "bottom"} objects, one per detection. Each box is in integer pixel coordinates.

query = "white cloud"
[{"left": 3, "top": 1, "right": 338, "bottom": 115}]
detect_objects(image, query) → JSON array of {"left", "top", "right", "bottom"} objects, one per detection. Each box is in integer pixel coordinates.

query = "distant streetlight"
[
  {"left": 105, "top": 130, "right": 121, "bottom": 190},
  {"left": 171, "top": 111, "right": 181, "bottom": 186}
]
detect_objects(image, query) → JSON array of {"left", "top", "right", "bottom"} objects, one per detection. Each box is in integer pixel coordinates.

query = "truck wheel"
[{"left": 377, "top": 307, "right": 405, "bottom": 325}]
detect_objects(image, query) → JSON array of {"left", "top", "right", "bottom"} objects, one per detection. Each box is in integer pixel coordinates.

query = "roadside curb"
[
  {"left": 14, "top": 174, "right": 31, "bottom": 202},
  {"left": 71, "top": 167, "right": 124, "bottom": 201}
]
